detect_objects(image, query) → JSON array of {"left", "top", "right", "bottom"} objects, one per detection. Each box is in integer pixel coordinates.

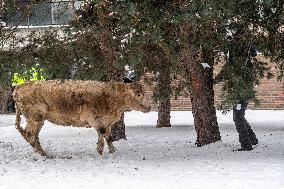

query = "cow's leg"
[
  {"left": 96, "top": 129, "right": 105, "bottom": 155},
  {"left": 107, "top": 140, "right": 116, "bottom": 154},
  {"left": 104, "top": 126, "right": 116, "bottom": 153},
  {"left": 81, "top": 111, "right": 105, "bottom": 154},
  {"left": 25, "top": 119, "right": 46, "bottom": 156}
]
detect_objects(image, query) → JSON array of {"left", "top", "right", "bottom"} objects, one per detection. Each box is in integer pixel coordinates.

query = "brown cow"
[{"left": 13, "top": 80, "right": 151, "bottom": 156}]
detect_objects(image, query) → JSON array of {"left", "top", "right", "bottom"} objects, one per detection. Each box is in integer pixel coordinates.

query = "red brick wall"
[
  {"left": 253, "top": 78, "right": 284, "bottom": 109},
  {"left": 144, "top": 70, "right": 284, "bottom": 111}
]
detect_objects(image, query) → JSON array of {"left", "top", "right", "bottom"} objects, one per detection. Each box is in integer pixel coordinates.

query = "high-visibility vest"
[{"left": 12, "top": 67, "right": 45, "bottom": 86}]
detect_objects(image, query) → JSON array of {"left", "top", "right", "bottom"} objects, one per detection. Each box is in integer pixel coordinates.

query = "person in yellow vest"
[
  {"left": 12, "top": 67, "right": 46, "bottom": 86},
  {"left": 7, "top": 67, "right": 46, "bottom": 113}
]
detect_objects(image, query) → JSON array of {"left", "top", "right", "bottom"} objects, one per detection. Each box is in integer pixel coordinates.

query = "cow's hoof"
[
  {"left": 109, "top": 146, "right": 117, "bottom": 154},
  {"left": 35, "top": 150, "right": 47, "bottom": 157},
  {"left": 233, "top": 147, "right": 253, "bottom": 152},
  {"left": 41, "top": 152, "right": 47, "bottom": 157}
]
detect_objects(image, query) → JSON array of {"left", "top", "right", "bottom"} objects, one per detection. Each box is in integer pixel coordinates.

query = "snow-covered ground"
[{"left": 0, "top": 110, "right": 284, "bottom": 189}]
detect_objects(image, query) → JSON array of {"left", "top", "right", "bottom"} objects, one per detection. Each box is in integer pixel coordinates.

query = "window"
[
  {"left": 30, "top": 0, "right": 52, "bottom": 26},
  {"left": 51, "top": 0, "right": 74, "bottom": 25}
]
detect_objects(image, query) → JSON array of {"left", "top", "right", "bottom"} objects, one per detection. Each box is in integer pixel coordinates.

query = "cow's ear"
[{"left": 123, "top": 77, "right": 133, "bottom": 83}]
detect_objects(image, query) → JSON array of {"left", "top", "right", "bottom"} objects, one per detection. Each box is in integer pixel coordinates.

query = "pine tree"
[
  {"left": 109, "top": 0, "right": 223, "bottom": 144},
  {"left": 175, "top": 0, "right": 224, "bottom": 145},
  {"left": 108, "top": 1, "right": 181, "bottom": 129},
  {"left": 73, "top": 1, "right": 127, "bottom": 142}
]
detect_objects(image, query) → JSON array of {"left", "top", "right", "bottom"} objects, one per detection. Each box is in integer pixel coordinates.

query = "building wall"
[
  {"left": 145, "top": 74, "right": 284, "bottom": 111},
  {"left": 253, "top": 78, "right": 284, "bottom": 109}
]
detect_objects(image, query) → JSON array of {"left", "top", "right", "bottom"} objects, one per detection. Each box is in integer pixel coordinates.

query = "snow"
[
  {"left": 195, "top": 13, "right": 201, "bottom": 19},
  {"left": 1, "top": 110, "right": 284, "bottom": 189},
  {"left": 201, "top": 62, "right": 211, "bottom": 68},
  {"left": 236, "top": 104, "right": 242, "bottom": 110}
]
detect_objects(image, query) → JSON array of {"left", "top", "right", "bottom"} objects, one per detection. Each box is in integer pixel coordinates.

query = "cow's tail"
[{"left": 15, "top": 103, "right": 25, "bottom": 138}]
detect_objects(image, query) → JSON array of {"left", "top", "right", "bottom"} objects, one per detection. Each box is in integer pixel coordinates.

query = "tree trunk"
[
  {"left": 233, "top": 102, "right": 258, "bottom": 150},
  {"left": 106, "top": 68, "right": 127, "bottom": 142},
  {"left": 156, "top": 64, "right": 171, "bottom": 128},
  {"left": 105, "top": 58, "right": 127, "bottom": 142},
  {"left": 181, "top": 45, "right": 221, "bottom": 146},
  {"left": 157, "top": 98, "right": 171, "bottom": 128},
  {"left": 109, "top": 114, "right": 127, "bottom": 142},
  {"left": 98, "top": 18, "right": 126, "bottom": 142}
]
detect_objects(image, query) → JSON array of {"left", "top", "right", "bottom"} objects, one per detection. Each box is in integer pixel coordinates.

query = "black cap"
[{"left": 123, "top": 77, "right": 134, "bottom": 83}]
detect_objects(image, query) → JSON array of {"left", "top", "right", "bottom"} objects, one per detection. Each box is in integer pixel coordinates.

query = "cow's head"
[{"left": 125, "top": 81, "right": 151, "bottom": 113}]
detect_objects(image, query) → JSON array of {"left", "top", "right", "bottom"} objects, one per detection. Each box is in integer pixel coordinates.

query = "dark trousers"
[{"left": 233, "top": 102, "right": 258, "bottom": 150}]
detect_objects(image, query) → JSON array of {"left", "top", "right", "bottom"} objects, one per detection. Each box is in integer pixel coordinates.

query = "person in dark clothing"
[
  {"left": 231, "top": 45, "right": 259, "bottom": 151},
  {"left": 233, "top": 101, "right": 258, "bottom": 151},
  {"left": 229, "top": 45, "right": 260, "bottom": 151},
  {"left": 215, "top": 34, "right": 261, "bottom": 150},
  {"left": 7, "top": 86, "right": 15, "bottom": 113}
]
